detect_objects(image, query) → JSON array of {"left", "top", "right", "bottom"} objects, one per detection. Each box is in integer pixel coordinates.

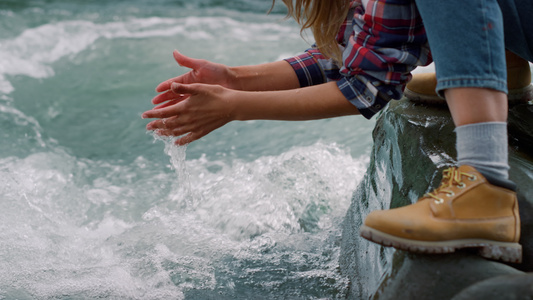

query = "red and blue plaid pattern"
[{"left": 285, "top": 0, "right": 432, "bottom": 119}]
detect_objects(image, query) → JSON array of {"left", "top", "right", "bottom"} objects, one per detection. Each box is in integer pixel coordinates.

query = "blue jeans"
[{"left": 414, "top": 0, "right": 533, "bottom": 95}]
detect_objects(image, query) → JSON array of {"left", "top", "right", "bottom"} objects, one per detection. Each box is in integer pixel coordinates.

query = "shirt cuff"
[
  {"left": 284, "top": 51, "right": 327, "bottom": 87},
  {"left": 336, "top": 76, "right": 392, "bottom": 120}
]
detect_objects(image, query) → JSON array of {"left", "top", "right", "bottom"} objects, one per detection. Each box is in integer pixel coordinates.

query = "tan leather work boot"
[
  {"left": 405, "top": 51, "right": 533, "bottom": 104},
  {"left": 360, "top": 165, "right": 522, "bottom": 263}
]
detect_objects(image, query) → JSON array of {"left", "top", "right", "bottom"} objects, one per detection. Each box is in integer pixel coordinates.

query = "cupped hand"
[
  {"left": 143, "top": 82, "right": 236, "bottom": 145},
  {"left": 152, "top": 50, "right": 236, "bottom": 106}
]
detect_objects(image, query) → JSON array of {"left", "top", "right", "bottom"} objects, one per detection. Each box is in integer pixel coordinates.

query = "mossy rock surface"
[
  {"left": 451, "top": 273, "right": 533, "bottom": 300},
  {"left": 373, "top": 252, "right": 523, "bottom": 300}
]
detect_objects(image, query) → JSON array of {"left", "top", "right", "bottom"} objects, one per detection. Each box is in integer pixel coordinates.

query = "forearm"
[
  {"left": 231, "top": 81, "right": 360, "bottom": 121},
  {"left": 229, "top": 60, "right": 301, "bottom": 91},
  {"left": 144, "top": 81, "right": 360, "bottom": 145}
]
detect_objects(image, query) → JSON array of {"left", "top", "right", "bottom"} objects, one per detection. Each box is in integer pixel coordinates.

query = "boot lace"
[{"left": 425, "top": 167, "right": 477, "bottom": 204}]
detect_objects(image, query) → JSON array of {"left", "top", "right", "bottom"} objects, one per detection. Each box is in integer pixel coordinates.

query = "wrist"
[
  {"left": 227, "top": 89, "right": 248, "bottom": 121},
  {"left": 227, "top": 66, "right": 250, "bottom": 91}
]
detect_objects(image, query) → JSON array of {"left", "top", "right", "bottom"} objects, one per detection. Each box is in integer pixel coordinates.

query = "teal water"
[{"left": 0, "top": 1, "right": 375, "bottom": 299}]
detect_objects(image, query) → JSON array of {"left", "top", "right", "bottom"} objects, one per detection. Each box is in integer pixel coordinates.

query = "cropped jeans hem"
[
  {"left": 436, "top": 77, "right": 508, "bottom": 97},
  {"left": 416, "top": 0, "right": 533, "bottom": 98}
]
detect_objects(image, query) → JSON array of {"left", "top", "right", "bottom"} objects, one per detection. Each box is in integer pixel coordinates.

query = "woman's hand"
[
  {"left": 143, "top": 52, "right": 359, "bottom": 145},
  {"left": 143, "top": 81, "right": 360, "bottom": 144},
  {"left": 151, "top": 50, "right": 236, "bottom": 108},
  {"left": 143, "top": 83, "right": 236, "bottom": 145}
]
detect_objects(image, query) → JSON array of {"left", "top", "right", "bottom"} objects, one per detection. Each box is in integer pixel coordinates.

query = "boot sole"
[
  {"left": 404, "top": 83, "right": 533, "bottom": 105},
  {"left": 360, "top": 225, "right": 522, "bottom": 263}
]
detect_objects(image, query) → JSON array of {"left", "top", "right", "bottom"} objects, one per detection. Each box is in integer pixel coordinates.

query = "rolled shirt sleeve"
[{"left": 285, "top": 0, "right": 432, "bottom": 119}]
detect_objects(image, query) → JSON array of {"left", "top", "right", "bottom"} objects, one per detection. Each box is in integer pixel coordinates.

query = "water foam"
[
  {"left": 0, "top": 16, "right": 300, "bottom": 94},
  {"left": 0, "top": 141, "right": 367, "bottom": 299}
]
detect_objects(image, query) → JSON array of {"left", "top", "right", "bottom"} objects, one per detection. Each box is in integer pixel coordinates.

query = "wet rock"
[
  {"left": 340, "top": 99, "right": 457, "bottom": 299},
  {"left": 507, "top": 103, "right": 533, "bottom": 272},
  {"left": 339, "top": 99, "right": 533, "bottom": 299},
  {"left": 373, "top": 252, "right": 524, "bottom": 300},
  {"left": 451, "top": 273, "right": 533, "bottom": 300}
]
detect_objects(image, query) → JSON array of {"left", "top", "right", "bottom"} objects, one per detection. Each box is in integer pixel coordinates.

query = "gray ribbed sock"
[{"left": 455, "top": 122, "right": 509, "bottom": 181}]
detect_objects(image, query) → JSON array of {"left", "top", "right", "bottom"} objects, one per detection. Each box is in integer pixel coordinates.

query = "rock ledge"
[{"left": 339, "top": 99, "right": 533, "bottom": 299}]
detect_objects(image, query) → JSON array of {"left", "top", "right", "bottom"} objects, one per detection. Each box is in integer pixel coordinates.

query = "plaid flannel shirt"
[{"left": 285, "top": 0, "right": 432, "bottom": 119}]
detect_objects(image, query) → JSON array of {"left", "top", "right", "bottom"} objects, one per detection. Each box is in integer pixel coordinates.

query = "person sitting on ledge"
[
  {"left": 142, "top": 0, "right": 530, "bottom": 263},
  {"left": 360, "top": 0, "right": 531, "bottom": 264}
]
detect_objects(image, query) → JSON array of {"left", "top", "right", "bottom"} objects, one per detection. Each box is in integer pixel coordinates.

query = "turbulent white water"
[
  {"left": 0, "top": 138, "right": 369, "bottom": 298},
  {"left": 0, "top": 1, "right": 375, "bottom": 298},
  {"left": 0, "top": 15, "right": 301, "bottom": 94}
]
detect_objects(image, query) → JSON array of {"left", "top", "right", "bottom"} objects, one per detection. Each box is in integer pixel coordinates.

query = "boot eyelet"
[
  {"left": 457, "top": 182, "right": 466, "bottom": 188},
  {"left": 434, "top": 198, "right": 444, "bottom": 204},
  {"left": 468, "top": 175, "right": 477, "bottom": 181},
  {"left": 446, "top": 192, "right": 455, "bottom": 197}
]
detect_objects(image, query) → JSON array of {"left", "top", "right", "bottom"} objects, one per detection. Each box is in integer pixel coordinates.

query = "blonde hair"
[{"left": 272, "top": 0, "right": 350, "bottom": 63}]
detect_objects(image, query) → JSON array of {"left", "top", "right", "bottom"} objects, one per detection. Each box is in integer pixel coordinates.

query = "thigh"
[
  {"left": 414, "top": 0, "right": 507, "bottom": 93},
  {"left": 498, "top": 0, "right": 533, "bottom": 61}
]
